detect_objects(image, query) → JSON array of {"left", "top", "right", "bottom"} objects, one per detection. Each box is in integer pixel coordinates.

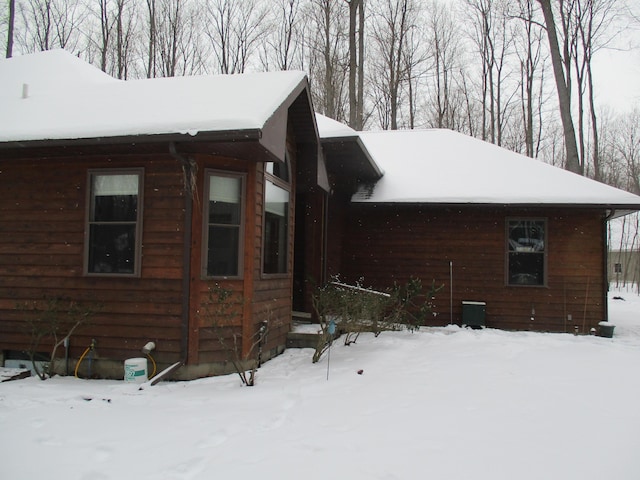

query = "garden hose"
[
  {"left": 74, "top": 344, "right": 92, "bottom": 378},
  {"left": 146, "top": 353, "right": 157, "bottom": 379}
]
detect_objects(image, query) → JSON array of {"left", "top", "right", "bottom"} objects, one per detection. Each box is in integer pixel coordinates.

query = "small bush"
[
  {"left": 202, "top": 283, "right": 268, "bottom": 386},
  {"left": 310, "top": 277, "right": 442, "bottom": 362},
  {"left": 18, "top": 297, "right": 100, "bottom": 380}
]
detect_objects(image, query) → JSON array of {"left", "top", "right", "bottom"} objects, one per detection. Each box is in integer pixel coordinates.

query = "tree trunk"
[
  {"left": 6, "top": 0, "right": 15, "bottom": 58},
  {"left": 348, "top": 0, "right": 357, "bottom": 128},
  {"left": 587, "top": 57, "right": 600, "bottom": 180},
  {"left": 357, "top": 0, "right": 364, "bottom": 129},
  {"left": 537, "top": 0, "right": 582, "bottom": 174},
  {"left": 100, "top": 0, "right": 110, "bottom": 73},
  {"left": 146, "top": 0, "right": 156, "bottom": 78}
]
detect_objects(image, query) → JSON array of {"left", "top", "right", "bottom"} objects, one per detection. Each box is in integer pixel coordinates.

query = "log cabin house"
[{"left": 2, "top": 51, "right": 640, "bottom": 380}]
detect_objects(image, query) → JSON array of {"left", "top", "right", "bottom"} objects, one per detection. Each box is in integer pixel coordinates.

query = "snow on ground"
[{"left": 1, "top": 291, "right": 640, "bottom": 480}]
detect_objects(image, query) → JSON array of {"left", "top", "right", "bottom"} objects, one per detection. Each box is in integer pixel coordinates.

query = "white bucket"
[{"left": 124, "top": 357, "right": 148, "bottom": 383}]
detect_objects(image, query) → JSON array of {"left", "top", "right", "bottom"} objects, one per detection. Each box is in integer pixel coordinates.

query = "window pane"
[
  {"left": 263, "top": 180, "right": 289, "bottom": 274},
  {"left": 88, "top": 224, "right": 136, "bottom": 274},
  {"left": 265, "top": 160, "right": 289, "bottom": 182},
  {"left": 207, "top": 225, "right": 240, "bottom": 276},
  {"left": 508, "top": 220, "right": 544, "bottom": 252},
  {"left": 205, "top": 173, "right": 243, "bottom": 277},
  {"left": 93, "top": 194, "right": 138, "bottom": 222},
  {"left": 209, "top": 176, "right": 241, "bottom": 225},
  {"left": 509, "top": 252, "right": 544, "bottom": 285},
  {"left": 93, "top": 174, "right": 139, "bottom": 196},
  {"left": 508, "top": 220, "right": 545, "bottom": 286}
]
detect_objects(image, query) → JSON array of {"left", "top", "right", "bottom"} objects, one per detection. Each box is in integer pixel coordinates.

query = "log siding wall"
[
  {"left": 339, "top": 205, "right": 606, "bottom": 333},
  {"left": 0, "top": 154, "right": 186, "bottom": 371},
  {"left": 191, "top": 145, "right": 295, "bottom": 372}
]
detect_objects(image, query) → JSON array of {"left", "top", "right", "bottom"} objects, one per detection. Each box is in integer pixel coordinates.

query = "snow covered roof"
[
  {"left": 0, "top": 50, "right": 311, "bottom": 161},
  {"left": 351, "top": 129, "right": 640, "bottom": 213},
  {"left": 315, "top": 113, "right": 358, "bottom": 138}
]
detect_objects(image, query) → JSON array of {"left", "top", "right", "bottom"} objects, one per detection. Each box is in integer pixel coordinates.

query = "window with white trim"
[{"left": 87, "top": 170, "right": 142, "bottom": 275}]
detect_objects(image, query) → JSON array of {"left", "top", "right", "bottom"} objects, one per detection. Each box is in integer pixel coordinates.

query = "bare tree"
[
  {"left": 306, "top": 0, "right": 349, "bottom": 120},
  {"left": 114, "top": 0, "right": 136, "bottom": 79},
  {"left": 51, "top": 0, "right": 86, "bottom": 51},
  {"left": 537, "top": 0, "right": 582, "bottom": 174},
  {"left": 426, "top": 0, "right": 464, "bottom": 130},
  {"left": 370, "top": 0, "right": 421, "bottom": 130},
  {"left": 260, "top": 0, "right": 303, "bottom": 71},
  {"left": 205, "top": 0, "right": 268, "bottom": 74},
  {"left": 13, "top": 0, "right": 85, "bottom": 53},
  {"left": 597, "top": 108, "right": 627, "bottom": 189},
  {"left": 513, "top": 0, "right": 547, "bottom": 158},
  {"left": 613, "top": 108, "right": 640, "bottom": 194},
  {"left": 402, "top": 21, "right": 426, "bottom": 129},
  {"left": 347, "top": 0, "right": 365, "bottom": 129},
  {"left": 96, "top": 0, "right": 113, "bottom": 72},
  {"left": 23, "top": 0, "right": 53, "bottom": 51},
  {"left": 92, "top": 0, "right": 137, "bottom": 79},
  {"left": 569, "top": 0, "right": 620, "bottom": 180},
  {"left": 465, "top": 0, "right": 518, "bottom": 146},
  {"left": 151, "top": 0, "right": 206, "bottom": 77},
  {"left": 156, "top": 0, "right": 182, "bottom": 77}
]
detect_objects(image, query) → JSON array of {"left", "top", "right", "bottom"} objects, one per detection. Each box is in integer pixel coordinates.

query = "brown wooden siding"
[
  {"left": 252, "top": 142, "right": 295, "bottom": 355},
  {"left": 0, "top": 154, "right": 186, "bottom": 367},
  {"left": 338, "top": 205, "right": 606, "bottom": 333},
  {"left": 191, "top": 148, "right": 294, "bottom": 368},
  {"left": 294, "top": 189, "right": 327, "bottom": 313},
  {"left": 189, "top": 155, "right": 249, "bottom": 365},
  {"left": 326, "top": 191, "right": 352, "bottom": 279}
]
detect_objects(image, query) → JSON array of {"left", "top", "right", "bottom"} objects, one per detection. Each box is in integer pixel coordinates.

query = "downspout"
[
  {"left": 603, "top": 209, "right": 616, "bottom": 322},
  {"left": 169, "top": 142, "right": 195, "bottom": 364}
]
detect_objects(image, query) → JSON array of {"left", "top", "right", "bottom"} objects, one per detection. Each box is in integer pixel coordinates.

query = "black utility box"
[{"left": 462, "top": 301, "right": 486, "bottom": 328}]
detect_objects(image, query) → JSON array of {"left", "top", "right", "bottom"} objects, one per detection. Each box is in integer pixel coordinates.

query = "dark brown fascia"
[
  {"left": 349, "top": 202, "right": 640, "bottom": 215},
  {"left": 321, "top": 135, "right": 383, "bottom": 182}
]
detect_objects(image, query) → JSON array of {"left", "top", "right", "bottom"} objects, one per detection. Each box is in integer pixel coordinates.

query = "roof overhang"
[
  {"left": 321, "top": 135, "right": 383, "bottom": 183},
  {"left": 349, "top": 201, "right": 640, "bottom": 217},
  {"left": 0, "top": 129, "right": 281, "bottom": 161}
]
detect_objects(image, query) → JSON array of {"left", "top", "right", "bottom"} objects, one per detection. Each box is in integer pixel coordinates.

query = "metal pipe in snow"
[{"left": 450, "top": 261, "right": 453, "bottom": 325}]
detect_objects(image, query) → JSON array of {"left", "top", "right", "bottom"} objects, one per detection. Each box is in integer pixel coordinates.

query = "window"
[
  {"left": 265, "top": 160, "right": 289, "bottom": 182},
  {"left": 87, "top": 170, "right": 142, "bottom": 275},
  {"left": 507, "top": 219, "right": 546, "bottom": 286},
  {"left": 263, "top": 159, "right": 291, "bottom": 274},
  {"left": 204, "top": 171, "right": 245, "bottom": 277}
]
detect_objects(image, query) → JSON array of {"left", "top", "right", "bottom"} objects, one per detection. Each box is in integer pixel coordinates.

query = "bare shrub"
[
  {"left": 202, "top": 283, "right": 268, "bottom": 386},
  {"left": 18, "top": 297, "right": 100, "bottom": 380},
  {"left": 311, "top": 277, "right": 442, "bottom": 363}
]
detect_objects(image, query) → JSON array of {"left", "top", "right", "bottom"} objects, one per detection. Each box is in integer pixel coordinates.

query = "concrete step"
[{"left": 286, "top": 331, "right": 321, "bottom": 349}]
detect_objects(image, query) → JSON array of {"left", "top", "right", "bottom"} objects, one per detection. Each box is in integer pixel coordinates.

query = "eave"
[
  {"left": 321, "top": 135, "right": 383, "bottom": 183},
  {"left": 349, "top": 201, "right": 640, "bottom": 217}
]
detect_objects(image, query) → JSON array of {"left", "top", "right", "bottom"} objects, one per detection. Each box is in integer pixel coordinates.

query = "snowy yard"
[{"left": 1, "top": 290, "right": 639, "bottom": 480}]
